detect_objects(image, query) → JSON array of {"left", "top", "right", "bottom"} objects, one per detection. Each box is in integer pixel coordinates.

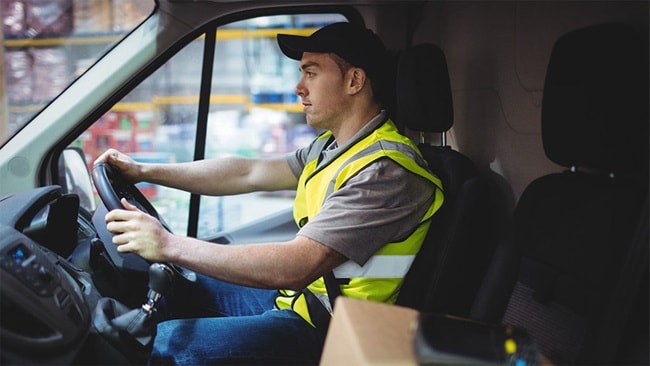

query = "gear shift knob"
[
  {"left": 143, "top": 263, "right": 174, "bottom": 314},
  {"left": 149, "top": 263, "right": 174, "bottom": 293},
  {"left": 92, "top": 262, "right": 176, "bottom": 363}
]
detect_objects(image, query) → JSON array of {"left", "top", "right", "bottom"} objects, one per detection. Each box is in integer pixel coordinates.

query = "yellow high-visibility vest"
[{"left": 276, "top": 119, "right": 444, "bottom": 327}]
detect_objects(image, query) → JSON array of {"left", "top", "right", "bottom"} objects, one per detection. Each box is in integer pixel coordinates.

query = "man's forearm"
[{"left": 139, "top": 156, "right": 297, "bottom": 196}]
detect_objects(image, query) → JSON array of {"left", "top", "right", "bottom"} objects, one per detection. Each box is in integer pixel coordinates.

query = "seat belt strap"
[{"left": 324, "top": 271, "right": 348, "bottom": 309}]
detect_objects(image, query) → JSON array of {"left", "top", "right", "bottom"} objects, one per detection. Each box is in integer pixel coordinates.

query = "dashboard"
[
  {"left": 0, "top": 186, "right": 131, "bottom": 364},
  {"left": 0, "top": 181, "right": 292, "bottom": 364}
]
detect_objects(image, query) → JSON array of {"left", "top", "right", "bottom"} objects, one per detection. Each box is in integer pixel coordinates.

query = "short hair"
[{"left": 328, "top": 52, "right": 388, "bottom": 108}]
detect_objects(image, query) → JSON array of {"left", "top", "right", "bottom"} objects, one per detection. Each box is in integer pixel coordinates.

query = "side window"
[
  {"left": 71, "top": 36, "right": 204, "bottom": 234},
  {"left": 197, "top": 15, "right": 346, "bottom": 237},
  {"left": 71, "top": 13, "right": 347, "bottom": 237}
]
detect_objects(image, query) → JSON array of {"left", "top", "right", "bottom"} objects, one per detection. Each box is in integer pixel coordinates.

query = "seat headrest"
[
  {"left": 396, "top": 43, "right": 453, "bottom": 133},
  {"left": 542, "top": 23, "right": 649, "bottom": 177}
]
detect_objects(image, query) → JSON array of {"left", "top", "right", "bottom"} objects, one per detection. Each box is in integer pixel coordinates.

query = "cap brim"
[{"left": 277, "top": 34, "right": 308, "bottom": 60}]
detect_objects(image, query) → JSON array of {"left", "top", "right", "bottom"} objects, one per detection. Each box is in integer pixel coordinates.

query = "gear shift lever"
[
  {"left": 92, "top": 263, "right": 175, "bottom": 364},
  {"left": 142, "top": 263, "right": 174, "bottom": 315}
]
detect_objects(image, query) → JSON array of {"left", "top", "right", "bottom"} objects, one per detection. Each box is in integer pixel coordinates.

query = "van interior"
[{"left": 0, "top": 1, "right": 647, "bottom": 364}]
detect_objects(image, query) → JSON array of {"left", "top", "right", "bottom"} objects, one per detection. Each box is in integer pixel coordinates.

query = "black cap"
[{"left": 277, "top": 22, "right": 388, "bottom": 78}]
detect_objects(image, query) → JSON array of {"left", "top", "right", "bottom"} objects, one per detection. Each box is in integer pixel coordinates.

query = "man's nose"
[{"left": 295, "top": 80, "right": 306, "bottom": 98}]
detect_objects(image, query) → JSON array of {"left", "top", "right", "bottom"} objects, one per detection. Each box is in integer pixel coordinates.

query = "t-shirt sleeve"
[
  {"left": 285, "top": 145, "right": 309, "bottom": 179},
  {"left": 296, "top": 158, "right": 436, "bottom": 266}
]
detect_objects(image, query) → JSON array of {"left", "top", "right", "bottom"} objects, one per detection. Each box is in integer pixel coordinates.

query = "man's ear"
[{"left": 347, "top": 67, "right": 367, "bottom": 95}]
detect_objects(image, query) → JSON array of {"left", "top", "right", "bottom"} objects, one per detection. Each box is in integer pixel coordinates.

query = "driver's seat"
[{"left": 394, "top": 43, "right": 494, "bottom": 317}]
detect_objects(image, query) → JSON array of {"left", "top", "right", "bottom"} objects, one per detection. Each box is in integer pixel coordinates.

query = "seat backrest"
[
  {"left": 394, "top": 43, "right": 495, "bottom": 317},
  {"left": 471, "top": 23, "right": 649, "bottom": 364}
]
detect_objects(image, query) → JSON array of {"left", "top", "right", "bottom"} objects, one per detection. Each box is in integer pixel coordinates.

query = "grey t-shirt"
[{"left": 285, "top": 112, "right": 437, "bottom": 266}]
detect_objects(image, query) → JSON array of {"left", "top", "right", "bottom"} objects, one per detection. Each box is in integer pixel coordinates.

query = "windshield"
[{"left": 1, "top": 0, "right": 155, "bottom": 144}]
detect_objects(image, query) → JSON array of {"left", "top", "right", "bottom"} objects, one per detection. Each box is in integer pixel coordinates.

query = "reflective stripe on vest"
[
  {"left": 333, "top": 254, "right": 415, "bottom": 278},
  {"left": 276, "top": 118, "right": 444, "bottom": 327}
]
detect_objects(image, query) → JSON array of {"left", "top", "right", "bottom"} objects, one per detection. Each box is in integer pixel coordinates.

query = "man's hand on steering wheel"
[
  {"left": 105, "top": 198, "right": 172, "bottom": 263},
  {"left": 94, "top": 148, "right": 143, "bottom": 183},
  {"left": 91, "top": 150, "right": 197, "bottom": 283}
]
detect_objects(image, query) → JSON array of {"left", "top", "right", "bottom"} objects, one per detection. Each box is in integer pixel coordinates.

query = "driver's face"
[{"left": 295, "top": 52, "right": 350, "bottom": 131}]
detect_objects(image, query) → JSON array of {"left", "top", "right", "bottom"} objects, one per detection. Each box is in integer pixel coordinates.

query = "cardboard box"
[
  {"left": 320, "top": 297, "right": 419, "bottom": 366},
  {"left": 321, "top": 297, "right": 554, "bottom": 366}
]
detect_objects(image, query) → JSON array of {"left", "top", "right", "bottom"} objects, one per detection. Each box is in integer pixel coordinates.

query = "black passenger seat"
[{"left": 470, "top": 23, "right": 649, "bottom": 364}]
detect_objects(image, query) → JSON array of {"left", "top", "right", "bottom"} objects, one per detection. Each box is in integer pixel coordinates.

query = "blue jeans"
[{"left": 149, "top": 274, "right": 326, "bottom": 365}]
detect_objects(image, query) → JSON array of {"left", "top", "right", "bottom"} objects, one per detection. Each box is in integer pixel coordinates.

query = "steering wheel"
[{"left": 92, "top": 162, "right": 196, "bottom": 283}]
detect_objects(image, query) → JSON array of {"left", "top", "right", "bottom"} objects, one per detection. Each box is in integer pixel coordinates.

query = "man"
[{"left": 96, "top": 22, "right": 443, "bottom": 364}]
